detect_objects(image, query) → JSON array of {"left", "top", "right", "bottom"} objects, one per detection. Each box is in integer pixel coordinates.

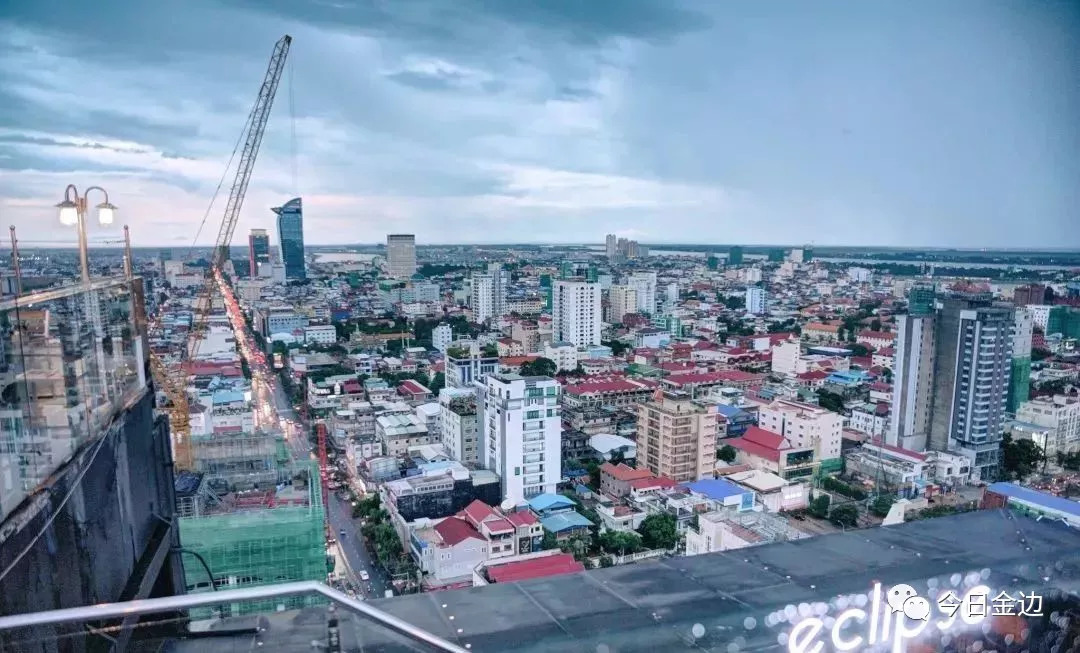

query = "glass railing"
[
  {"left": 0, "top": 581, "right": 468, "bottom": 652},
  {"left": 0, "top": 277, "right": 148, "bottom": 522}
]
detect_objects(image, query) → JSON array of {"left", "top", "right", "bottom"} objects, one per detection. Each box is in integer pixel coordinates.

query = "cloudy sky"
[{"left": 1, "top": 0, "right": 1077, "bottom": 249}]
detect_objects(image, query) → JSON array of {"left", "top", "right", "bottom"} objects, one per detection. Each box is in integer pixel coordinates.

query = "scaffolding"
[
  {"left": 190, "top": 430, "right": 284, "bottom": 490},
  {"left": 178, "top": 461, "right": 329, "bottom": 617}
]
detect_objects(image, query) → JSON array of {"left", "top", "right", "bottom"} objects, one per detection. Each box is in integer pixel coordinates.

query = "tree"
[
  {"left": 520, "top": 357, "right": 558, "bottom": 378},
  {"left": 828, "top": 504, "right": 859, "bottom": 528},
  {"left": 881, "top": 367, "right": 894, "bottom": 383},
  {"left": 716, "top": 444, "right": 737, "bottom": 463},
  {"left": 723, "top": 295, "right": 745, "bottom": 311},
  {"left": 870, "top": 319, "right": 882, "bottom": 332},
  {"left": 1032, "top": 347, "right": 1052, "bottom": 362},
  {"left": 816, "top": 389, "right": 846, "bottom": 414},
  {"left": 1001, "top": 433, "right": 1044, "bottom": 480},
  {"left": 848, "top": 343, "right": 872, "bottom": 358},
  {"left": 429, "top": 372, "right": 446, "bottom": 394},
  {"left": 603, "top": 340, "right": 630, "bottom": 357},
  {"left": 870, "top": 495, "right": 896, "bottom": 518},
  {"left": 540, "top": 532, "right": 559, "bottom": 551},
  {"left": 808, "top": 494, "right": 831, "bottom": 519},
  {"left": 598, "top": 530, "right": 642, "bottom": 556},
  {"left": 637, "top": 513, "right": 679, "bottom": 550}
]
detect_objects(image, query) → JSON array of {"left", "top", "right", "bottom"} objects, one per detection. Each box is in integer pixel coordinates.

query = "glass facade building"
[{"left": 273, "top": 197, "right": 305, "bottom": 280}]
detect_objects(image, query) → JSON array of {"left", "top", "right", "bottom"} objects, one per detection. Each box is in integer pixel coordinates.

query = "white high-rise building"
[
  {"left": 471, "top": 263, "right": 507, "bottom": 324},
  {"left": 552, "top": 279, "right": 601, "bottom": 347},
  {"left": 789, "top": 248, "right": 804, "bottom": 264},
  {"left": 889, "top": 313, "right": 936, "bottom": 450},
  {"left": 745, "top": 286, "right": 767, "bottom": 315},
  {"left": 432, "top": 324, "right": 453, "bottom": 352},
  {"left": 608, "top": 285, "right": 637, "bottom": 324},
  {"left": 663, "top": 282, "right": 679, "bottom": 314},
  {"left": 483, "top": 374, "right": 562, "bottom": 504},
  {"left": 605, "top": 234, "right": 617, "bottom": 260},
  {"left": 386, "top": 234, "right": 417, "bottom": 279},
  {"left": 627, "top": 271, "right": 657, "bottom": 314}
]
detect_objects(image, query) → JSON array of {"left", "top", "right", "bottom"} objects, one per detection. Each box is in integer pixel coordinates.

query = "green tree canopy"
[
  {"left": 520, "top": 357, "right": 558, "bottom": 377},
  {"left": 637, "top": 513, "right": 679, "bottom": 550},
  {"left": 1001, "top": 433, "right": 1044, "bottom": 480},
  {"left": 828, "top": 504, "right": 859, "bottom": 528},
  {"left": 716, "top": 444, "right": 737, "bottom": 463}
]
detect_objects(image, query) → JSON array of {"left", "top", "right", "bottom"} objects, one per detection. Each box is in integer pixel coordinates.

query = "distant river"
[{"left": 314, "top": 252, "right": 379, "bottom": 263}]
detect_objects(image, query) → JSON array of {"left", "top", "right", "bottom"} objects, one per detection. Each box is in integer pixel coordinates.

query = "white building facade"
[
  {"left": 551, "top": 279, "right": 602, "bottom": 347},
  {"left": 483, "top": 374, "right": 562, "bottom": 504}
]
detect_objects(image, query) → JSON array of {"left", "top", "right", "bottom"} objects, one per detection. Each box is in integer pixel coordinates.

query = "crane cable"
[{"left": 186, "top": 116, "right": 247, "bottom": 262}]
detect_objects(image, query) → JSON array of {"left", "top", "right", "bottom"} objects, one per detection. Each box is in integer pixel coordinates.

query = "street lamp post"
[{"left": 55, "top": 185, "right": 117, "bottom": 284}]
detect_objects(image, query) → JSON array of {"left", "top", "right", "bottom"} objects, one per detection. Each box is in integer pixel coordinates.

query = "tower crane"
[{"left": 151, "top": 35, "right": 292, "bottom": 470}]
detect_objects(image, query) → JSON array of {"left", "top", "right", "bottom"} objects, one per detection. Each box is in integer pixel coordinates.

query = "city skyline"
[{"left": 0, "top": 1, "right": 1078, "bottom": 248}]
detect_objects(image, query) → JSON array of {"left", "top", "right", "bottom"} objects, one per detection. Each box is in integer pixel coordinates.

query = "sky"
[{"left": 0, "top": 0, "right": 1077, "bottom": 249}]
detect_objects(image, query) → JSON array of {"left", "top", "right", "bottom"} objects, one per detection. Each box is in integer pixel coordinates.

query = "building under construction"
[{"left": 175, "top": 461, "right": 328, "bottom": 617}]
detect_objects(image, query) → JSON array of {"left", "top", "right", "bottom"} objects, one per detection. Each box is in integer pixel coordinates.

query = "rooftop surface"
[{"left": 163, "top": 510, "right": 1080, "bottom": 652}]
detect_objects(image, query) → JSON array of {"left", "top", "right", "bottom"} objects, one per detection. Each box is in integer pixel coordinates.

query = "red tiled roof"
[
  {"left": 506, "top": 510, "right": 539, "bottom": 527},
  {"left": 665, "top": 370, "right": 764, "bottom": 386},
  {"left": 868, "top": 438, "right": 927, "bottom": 461},
  {"left": 484, "top": 518, "right": 514, "bottom": 534},
  {"left": 564, "top": 378, "right": 658, "bottom": 396},
  {"left": 629, "top": 476, "right": 678, "bottom": 490},
  {"left": 805, "top": 322, "right": 840, "bottom": 333},
  {"left": 486, "top": 553, "right": 585, "bottom": 583},
  {"left": 600, "top": 462, "right": 653, "bottom": 482},
  {"left": 797, "top": 370, "right": 829, "bottom": 380},
  {"left": 399, "top": 379, "right": 431, "bottom": 395},
  {"left": 460, "top": 499, "right": 497, "bottom": 527},
  {"left": 726, "top": 436, "right": 782, "bottom": 462},
  {"left": 433, "top": 516, "right": 484, "bottom": 546},
  {"left": 742, "top": 426, "right": 786, "bottom": 450},
  {"left": 858, "top": 330, "right": 896, "bottom": 341}
]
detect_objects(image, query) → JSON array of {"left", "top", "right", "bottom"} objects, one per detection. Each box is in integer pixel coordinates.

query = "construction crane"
[{"left": 151, "top": 35, "right": 292, "bottom": 470}]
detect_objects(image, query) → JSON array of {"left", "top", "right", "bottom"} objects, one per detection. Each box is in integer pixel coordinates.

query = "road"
[{"left": 217, "top": 273, "right": 390, "bottom": 598}]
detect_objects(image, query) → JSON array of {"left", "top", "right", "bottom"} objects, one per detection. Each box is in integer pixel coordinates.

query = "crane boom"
[{"left": 152, "top": 35, "right": 292, "bottom": 471}]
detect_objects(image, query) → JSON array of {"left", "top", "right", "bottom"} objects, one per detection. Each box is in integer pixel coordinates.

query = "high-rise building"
[
  {"left": 627, "top": 271, "right": 657, "bottom": 314},
  {"left": 273, "top": 197, "right": 305, "bottom": 280},
  {"left": 483, "top": 374, "right": 562, "bottom": 504},
  {"left": 552, "top": 278, "right": 602, "bottom": 347},
  {"left": 608, "top": 285, "right": 637, "bottom": 324},
  {"left": 471, "top": 263, "right": 507, "bottom": 324},
  {"left": 386, "top": 234, "right": 417, "bottom": 279},
  {"left": 1009, "top": 307, "right": 1034, "bottom": 414},
  {"left": 1013, "top": 284, "right": 1047, "bottom": 306},
  {"left": 605, "top": 234, "right": 617, "bottom": 260},
  {"left": 440, "top": 390, "right": 481, "bottom": 466},
  {"left": 636, "top": 391, "right": 717, "bottom": 482},
  {"left": 247, "top": 228, "right": 270, "bottom": 277},
  {"left": 745, "top": 286, "right": 768, "bottom": 315},
  {"left": 889, "top": 312, "right": 937, "bottom": 450},
  {"left": 728, "top": 246, "right": 744, "bottom": 265},
  {"left": 927, "top": 294, "right": 1014, "bottom": 480},
  {"left": 908, "top": 283, "right": 936, "bottom": 315}
]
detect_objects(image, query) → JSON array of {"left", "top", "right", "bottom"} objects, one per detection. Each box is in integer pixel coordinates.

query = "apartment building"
[
  {"left": 483, "top": 374, "right": 562, "bottom": 504},
  {"left": 1016, "top": 395, "right": 1080, "bottom": 458},
  {"left": 745, "top": 286, "right": 767, "bottom": 315},
  {"left": 608, "top": 285, "right": 638, "bottom": 323},
  {"left": 440, "top": 390, "right": 481, "bottom": 466},
  {"left": 890, "top": 312, "right": 936, "bottom": 450},
  {"left": 551, "top": 278, "right": 602, "bottom": 347},
  {"left": 386, "top": 234, "right": 417, "bottom": 279},
  {"left": 756, "top": 399, "right": 843, "bottom": 471},
  {"left": 635, "top": 391, "right": 717, "bottom": 483}
]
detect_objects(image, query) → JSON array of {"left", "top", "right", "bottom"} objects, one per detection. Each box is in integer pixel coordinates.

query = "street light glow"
[
  {"left": 96, "top": 201, "right": 117, "bottom": 225},
  {"left": 56, "top": 199, "right": 78, "bottom": 226}
]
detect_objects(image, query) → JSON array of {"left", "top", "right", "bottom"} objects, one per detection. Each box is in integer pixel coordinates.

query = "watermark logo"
[{"left": 786, "top": 582, "right": 1043, "bottom": 653}]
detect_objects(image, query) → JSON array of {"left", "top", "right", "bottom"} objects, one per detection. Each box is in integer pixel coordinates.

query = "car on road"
[
  {"left": 359, "top": 571, "right": 370, "bottom": 581},
  {"left": 339, "top": 528, "right": 347, "bottom": 535}
]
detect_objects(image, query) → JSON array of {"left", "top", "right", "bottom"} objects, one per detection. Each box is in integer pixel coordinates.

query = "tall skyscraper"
[
  {"left": 889, "top": 312, "right": 937, "bottom": 450},
  {"left": 728, "top": 246, "right": 744, "bottom": 265},
  {"left": 471, "top": 263, "right": 507, "bottom": 324},
  {"left": 927, "top": 294, "right": 1014, "bottom": 480},
  {"left": 386, "top": 234, "right": 417, "bottom": 279},
  {"left": 248, "top": 228, "right": 270, "bottom": 276},
  {"left": 605, "top": 233, "right": 617, "bottom": 260},
  {"left": 273, "top": 197, "right": 305, "bottom": 280},
  {"left": 745, "top": 286, "right": 768, "bottom": 315},
  {"left": 552, "top": 278, "right": 602, "bottom": 347},
  {"left": 1008, "top": 307, "right": 1034, "bottom": 414},
  {"left": 483, "top": 374, "right": 562, "bottom": 504}
]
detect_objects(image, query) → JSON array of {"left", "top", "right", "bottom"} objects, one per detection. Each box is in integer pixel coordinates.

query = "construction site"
[{"left": 142, "top": 34, "right": 337, "bottom": 613}]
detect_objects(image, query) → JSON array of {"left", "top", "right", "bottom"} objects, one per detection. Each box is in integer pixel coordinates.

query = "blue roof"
[
  {"left": 987, "top": 482, "right": 1080, "bottom": 519},
  {"left": 714, "top": 404, "right": 746, "bottom": 418},
  {"left": 212, "top": 390, "right": 245, "bottom": 405},
  {"left": 528, "top": 493, "right": 576, "bottom": 512},
  {"left": 573, "top": 484, "right": 593, "bottom": 496},
  {"left": 681, "top": 478, "right": 748, "bottom": 501},
  {"left": 540, "top": 511, "right": 594, "bottom": 533}
]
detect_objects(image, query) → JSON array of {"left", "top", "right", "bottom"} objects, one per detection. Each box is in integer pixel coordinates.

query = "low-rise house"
[{"left": 529, "top": 493, "right": 593, "bottom": 541}]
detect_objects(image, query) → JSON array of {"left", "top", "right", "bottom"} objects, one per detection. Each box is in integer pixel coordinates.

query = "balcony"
[{"left": 0, "top": 277, "right": 148, "bottom": 522}]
